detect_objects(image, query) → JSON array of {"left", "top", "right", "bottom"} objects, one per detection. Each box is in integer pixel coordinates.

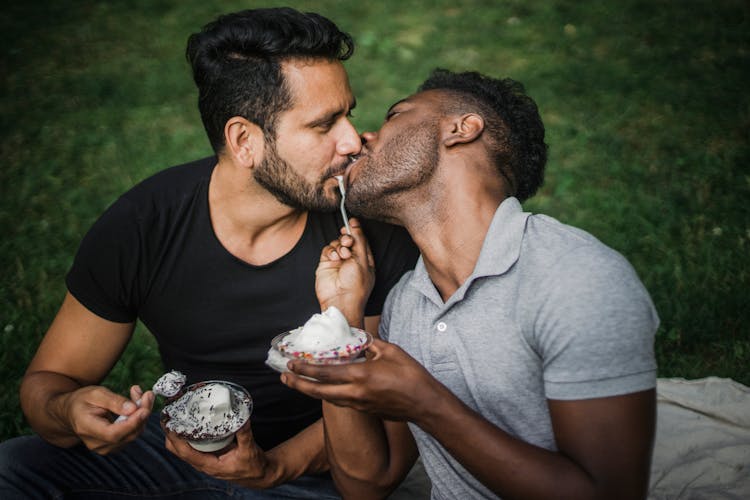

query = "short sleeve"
[
  {"left": 530, "top": 246, "right": 659, "bottom": 400},
  {"left": 65, "top": 197, "right": 143, "bottom": 323},
  {"left": 362, "top": 222, "right": 419, "bottom": 317}
]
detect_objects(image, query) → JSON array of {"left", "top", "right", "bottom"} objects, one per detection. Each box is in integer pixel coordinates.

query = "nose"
[
  {"left": 360, "top": 131, "right": 377, "bottom": 145},
  {"left": 336, "top": 118, "right": 362, "bottom": 156}
]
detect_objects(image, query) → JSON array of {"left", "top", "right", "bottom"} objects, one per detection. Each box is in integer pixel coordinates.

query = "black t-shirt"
[{"left": 66, "top": 156, "right": 419, "bottom": 450}]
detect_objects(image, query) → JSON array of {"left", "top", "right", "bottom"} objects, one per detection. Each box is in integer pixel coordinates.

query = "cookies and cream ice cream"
[
  {"left": 162, "top": 381, "right": 252, "bottom": 452},
  {"left": 153, "top": 370, "right": 186, "bottom": 397},
  {"left": 265, "top": 306, "right": 371, "bottom": 372}
]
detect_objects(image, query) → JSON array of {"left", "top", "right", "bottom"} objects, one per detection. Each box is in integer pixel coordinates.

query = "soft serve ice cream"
[
  {"left": 266, "top": 306, "right": 371, "bottom": 372},
  {"left": 162, "top": 381, "right": 252, "bottom": 452}
]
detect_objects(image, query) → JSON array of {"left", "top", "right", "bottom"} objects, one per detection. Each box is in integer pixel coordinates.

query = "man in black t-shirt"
[{"left": 0, "top": 8, "right": 418, "bottom": 499}]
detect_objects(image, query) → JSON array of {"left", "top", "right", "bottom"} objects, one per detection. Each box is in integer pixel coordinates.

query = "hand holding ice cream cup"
[
  {"left": 266, "top": 306, "right": 373, "bottom": 375},
  {"left": 160, "top": 379, "right": 253, "bottom": 453}
]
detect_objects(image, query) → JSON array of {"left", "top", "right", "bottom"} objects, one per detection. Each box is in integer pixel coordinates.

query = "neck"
[
  {"left": 209, "top": 157, "right": 307, "bottom": 266},
  {"left": 399, "top": 162, "right": 508, "bottom": 302}
]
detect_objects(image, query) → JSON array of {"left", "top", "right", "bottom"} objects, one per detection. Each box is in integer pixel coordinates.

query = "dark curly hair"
[
  {"left": 186, "top": 7, "right": 354, "bottom": 153},
  {"left": 419, "top": 69, "right": 547, "bottom": 202}
]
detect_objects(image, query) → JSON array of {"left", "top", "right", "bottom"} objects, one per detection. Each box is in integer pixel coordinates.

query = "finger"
[
  {"left": 137, "top": 391, "right": 155, "bottom": 412},
  {"left": 319, "top": 243, "right": 341, "bottom": 262},
  {"left": 338, "top": 233, "right": 354, "bottom": 248},
  {"left": 280, "top": 371, "right": 333, "bottom": 400},
  {"left": 165, "top": 430, "right": 213, "bottom": 465},
  {"left": 337, "top": 245, "right": 352, "bottom": 259},
  {"left": 233, "top": 419, "right": 256, "bottom": 451},
  {"left": 130, "top": 385, "right": 144, "bottom": 401},
  {"left": 287, "top": 360, "right": 357, "bottom": 382},
  {"left": 281, "top": 371, "right": 364, "bottom": 409},
  {"left": 88, "top": 387, "right": 140, "bottom": 419}
]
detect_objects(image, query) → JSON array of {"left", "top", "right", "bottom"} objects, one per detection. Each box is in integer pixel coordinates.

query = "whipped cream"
[
  {"left": 284, "top": 306, "right": 352, "bottom": 352},
  {"left": 265, "top": 307, "right": 370, "bottom": 372}
]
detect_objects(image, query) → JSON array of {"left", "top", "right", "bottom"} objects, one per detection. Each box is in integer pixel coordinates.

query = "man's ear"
[
  {"left": 443, "top": 113, "right": 484, "bottom": 147},
  {"left": 224, "top": 117, "right": 264, "bottom": 166}
]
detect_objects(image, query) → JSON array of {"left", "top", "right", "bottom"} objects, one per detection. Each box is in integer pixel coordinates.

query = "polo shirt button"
[{"left": 436, "top": 322, "right": 447, "bottom": 332}]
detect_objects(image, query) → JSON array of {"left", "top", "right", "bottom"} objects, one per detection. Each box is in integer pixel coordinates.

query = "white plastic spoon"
[{"left": 335, "top": 175, "right": 352, "bottom": 235}]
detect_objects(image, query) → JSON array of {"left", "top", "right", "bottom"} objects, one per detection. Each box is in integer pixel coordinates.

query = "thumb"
[{"left": 234, "top": 419, "right": 256, "bottom": 448}]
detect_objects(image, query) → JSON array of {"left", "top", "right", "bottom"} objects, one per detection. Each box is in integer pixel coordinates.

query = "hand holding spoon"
[{"left": 114, "top": 370, "right": 186, "bottom": 423}]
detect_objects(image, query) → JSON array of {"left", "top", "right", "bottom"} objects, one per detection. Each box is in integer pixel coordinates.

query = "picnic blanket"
[{"left": 649, "top": 376, "right": 750, "bottom": 499}]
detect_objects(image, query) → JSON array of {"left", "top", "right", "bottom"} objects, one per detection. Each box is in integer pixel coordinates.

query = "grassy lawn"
[{"left": 1, "top": 0, "right": 748, "bottom": 441}]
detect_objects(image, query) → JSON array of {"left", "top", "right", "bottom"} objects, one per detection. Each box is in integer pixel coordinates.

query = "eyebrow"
[{"left": 306, "top": 98, "right": 357, "bottom": 128}]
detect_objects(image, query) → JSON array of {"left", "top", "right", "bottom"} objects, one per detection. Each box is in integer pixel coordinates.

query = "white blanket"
[{"left": 649, "top": 377, "right": 750, "bottom": 499}]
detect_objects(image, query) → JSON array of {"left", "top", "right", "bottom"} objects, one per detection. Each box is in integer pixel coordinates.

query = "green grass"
[{"left": 1, "top": 0, "right": 748, "bottom": 441}]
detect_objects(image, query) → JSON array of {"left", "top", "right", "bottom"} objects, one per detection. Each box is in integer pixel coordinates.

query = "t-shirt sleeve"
[
  {"left": 362, "top": 223, "right": 419, "bottom": 317},
  {"left": 65, "top": 196, "right": 144, "bottom": 323},
  {"left": 530, "top": 245, "right": 659, "bottom": 400}
]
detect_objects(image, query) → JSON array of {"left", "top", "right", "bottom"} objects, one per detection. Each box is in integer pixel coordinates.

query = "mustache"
[{"left": 323, "top": 154, "right": 360, "bottom": 179}]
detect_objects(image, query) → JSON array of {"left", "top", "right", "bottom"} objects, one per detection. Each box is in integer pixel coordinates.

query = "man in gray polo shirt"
[{"left": 283, "top": 69, "right": 658, "bottom": 499}]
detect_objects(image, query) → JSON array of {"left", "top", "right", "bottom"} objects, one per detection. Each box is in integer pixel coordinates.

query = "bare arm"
[
  {"left": 289, "top": 220, "right": 419, "bottom": 498},
  {"left": 286, "top": 341, "right": 656, "bottom": 499},
  {"left": 418, "top": 386, "right": 655, "bottom": 499},
  {"left": 318, "top": 315, "right": 418, "bottom": 499},
  {"left": 20, "top": 292, "right": 153, "bottom": 453}
]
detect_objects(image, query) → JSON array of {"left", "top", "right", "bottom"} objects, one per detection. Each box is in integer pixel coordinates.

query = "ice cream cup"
[
  {"left": 265, "top": 327, "right": 373, "bottom": 374},
  {"left": 161, "top": 380, "right": 253, "bottom": 453}
]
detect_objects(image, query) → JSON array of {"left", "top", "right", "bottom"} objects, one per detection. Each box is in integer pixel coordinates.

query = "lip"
[{"left": 343, "top": 153, "right": 365, "bottom": 183}]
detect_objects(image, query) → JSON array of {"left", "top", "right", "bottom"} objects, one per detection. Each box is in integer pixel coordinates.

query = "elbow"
[{"left": 329, "top": 465, "right": 401, "bottom": 500}]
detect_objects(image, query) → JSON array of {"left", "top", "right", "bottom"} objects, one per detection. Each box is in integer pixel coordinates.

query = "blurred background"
[{"left": 1, "top": 0, "right": 748, "bottom": 440}]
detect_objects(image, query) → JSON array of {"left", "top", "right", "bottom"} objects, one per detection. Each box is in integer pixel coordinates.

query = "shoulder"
[
  {"left": 120, "top": 156, "right": 216, "bottom": 210},
  {"left": 516, "top": 213, "right": 659, "bottom": 347},
  {"left": 81, "top": 156, "right": 215, "bottom": 248},
  {"left": 520, "top": 213, "right": 639, "bottom": 283}
]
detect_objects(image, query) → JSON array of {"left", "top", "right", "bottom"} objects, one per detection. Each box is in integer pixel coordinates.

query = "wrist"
[{"left": 412, "top": 380, "right": 458, "bottom": 433}]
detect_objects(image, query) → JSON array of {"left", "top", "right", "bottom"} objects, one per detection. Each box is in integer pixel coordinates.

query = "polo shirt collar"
[{"left": 408, "top": 197, "right": 530, "bottom": 307}]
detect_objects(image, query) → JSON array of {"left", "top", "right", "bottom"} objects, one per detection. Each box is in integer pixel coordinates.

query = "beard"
[
  {"left": 253, "top": 138, "right": 339, "bottom": 211},
  {"left": 347, "top": 120, "right": 440, "bottom": 221}
]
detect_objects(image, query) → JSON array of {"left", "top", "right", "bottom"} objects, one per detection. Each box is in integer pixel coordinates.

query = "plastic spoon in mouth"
[
  {"left": 114, "top": 370, "right": 186, "bottom": 423},
  {"left": 335, "top": 175, "right": 352, "bottom": 235}
]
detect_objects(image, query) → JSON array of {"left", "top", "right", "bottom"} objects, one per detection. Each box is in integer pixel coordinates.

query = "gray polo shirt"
[{"left": 380, "top": 197, "right": 658, "bottom": 500}]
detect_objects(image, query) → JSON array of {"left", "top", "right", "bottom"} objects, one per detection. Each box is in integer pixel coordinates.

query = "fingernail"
[
  {"left": 280, "top": 374, "right": 287, "bottom": 384},
  {"left": 122, "top": 401, "right": 136, "bottom": 412}
]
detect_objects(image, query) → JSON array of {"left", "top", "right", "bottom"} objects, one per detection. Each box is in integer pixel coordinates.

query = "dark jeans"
[{"left": 0, "top": 414, "right": 340, "bottom": 499}]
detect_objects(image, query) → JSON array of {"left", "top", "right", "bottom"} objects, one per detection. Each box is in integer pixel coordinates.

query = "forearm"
[
  {"left": 321, "top": 402, "right": 395, "bottom": 498},
  {"left": 250, "top": 418, "right": 329, "bottom": 487},
  {"left": 417, "top": 387, "right": 596, "bottom": 499},
  {"left": 20, "top": 370, "right": 83, "bottom": 447}
]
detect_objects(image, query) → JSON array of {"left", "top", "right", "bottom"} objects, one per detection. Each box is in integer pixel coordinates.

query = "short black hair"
[
  {"left": 186, "top": 7, "right": 354, "bottom": 153},
  {"left": 419, "top": 69, "right": 547, "bottom": 202}
]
